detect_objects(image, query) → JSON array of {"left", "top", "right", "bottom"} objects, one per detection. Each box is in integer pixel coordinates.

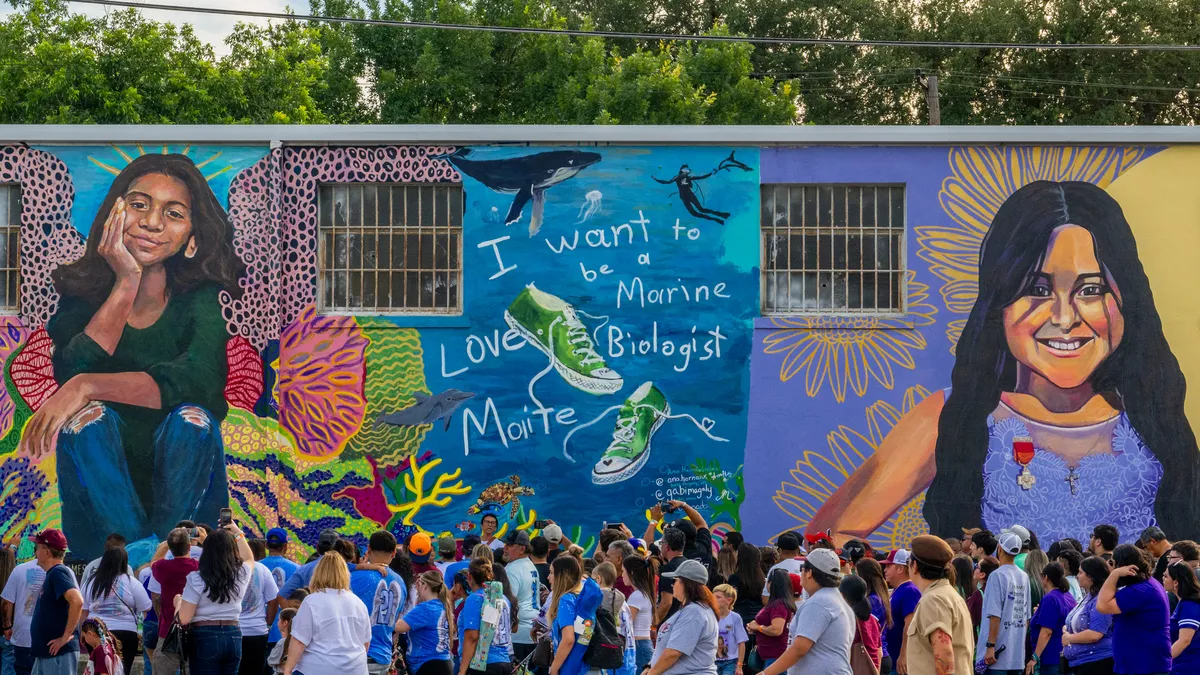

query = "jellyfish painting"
[{"left": 577, "top": 190, "right": 603, "bottom": 223}]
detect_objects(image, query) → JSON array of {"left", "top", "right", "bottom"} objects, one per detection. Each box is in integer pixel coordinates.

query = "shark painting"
[
  {"left": 442, "top": 148, "right": 602, "bottom": 235},
  {"left": 376, "top": 389, "right": 475, "bottom": 431}
]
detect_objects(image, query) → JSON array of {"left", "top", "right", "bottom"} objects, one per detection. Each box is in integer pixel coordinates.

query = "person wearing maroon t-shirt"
[{"left": 150, "top": 529, "right": 199, "bottom": 675}]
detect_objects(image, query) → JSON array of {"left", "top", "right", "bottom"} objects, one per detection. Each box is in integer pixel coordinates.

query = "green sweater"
[{"left": 47, "top": 283, "right": 231, "bottom": 510}]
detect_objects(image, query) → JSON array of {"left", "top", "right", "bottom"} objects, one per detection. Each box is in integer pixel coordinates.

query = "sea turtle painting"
[{"left": 466, "top": 475, "right": 535, "bottom": 519}]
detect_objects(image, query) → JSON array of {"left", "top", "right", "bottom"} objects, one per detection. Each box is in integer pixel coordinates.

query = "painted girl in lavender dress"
[{"left": 810, "top": 181, "right": 1200, "bottom": 545}]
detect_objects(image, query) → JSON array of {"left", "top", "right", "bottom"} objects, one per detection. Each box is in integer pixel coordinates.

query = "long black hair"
[
  {"left": 197, "top": 530, "right": 245, "bottom": 604},
  {"left": 1042, "top": 561, "right": 1070, "bottom": 594},
  {"left": 1169, "top": 562, "right": 1200, "bottom": 601},
  {"left": 89, "top": 547, "right": 130, "bottom": 603},
  {"left": 734, "top": 543, "right": 765, "bottom": 602},
  {"left": 924, "top": 180, "right": 1200, "bottom": 538},
  {"left": 839, "top": 574, "right": 872, "bottom": 622},
  {"left": 765, "top": 568, "right": 796, "bottom": 614},
  {"left": 491, "top": 562, "right": 519, "bottom": 625},
  {"left": 1079, "top": 556, "right": 1110, "bottom": 596},
  {"left": 53, "top": 153, "right": 245, "bottom": 305}
]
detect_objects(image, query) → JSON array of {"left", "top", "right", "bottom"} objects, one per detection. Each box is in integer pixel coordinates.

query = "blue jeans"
[
  {"left": 188, "top": 625, "right": 243, "bottom": 675},
  {"left": 0, "top": 635, "right": 15, "bottom": 675},
  {"left": 143, "top": 618, "right": 159, "bottom": 675},
  {"left": 716, "top": 661, "right": 738, "bottom": 675},
  {"left": 635, "top": 640, "right": 652, "bottom": 670},
  {"left": 57, "top": 404, "right": 228, "bottom": 561},
  {"left": 12, "top": 647, "right": 30, "bottom": 675}
]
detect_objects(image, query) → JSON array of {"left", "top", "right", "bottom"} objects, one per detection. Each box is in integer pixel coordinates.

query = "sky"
[{"left": 4, "top": 0, "right": 311, "bottom": 56}]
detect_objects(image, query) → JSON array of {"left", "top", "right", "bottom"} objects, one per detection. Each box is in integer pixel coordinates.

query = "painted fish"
[
  {"left": 455, "top": 521, "right": 477, "bottom": 532},
  {"left": 375, "top": 389, "right": 475, "bottom": 431}
]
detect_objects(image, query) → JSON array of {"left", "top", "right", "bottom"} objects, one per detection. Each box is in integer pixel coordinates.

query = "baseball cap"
[
  {"left": 317, "top": 528, "right": 340, "bottom": 552},
  {"left": 882, "top": 549, "right": 911, "bottom": 566},
  {"left": 789, "top": 573, "right": 803, "bottom": 596},
  {"left": 671, "top": 519, "right": 697, "bottom": 542},
  {"left": 542, "top": 524, "right": 563, "bottom": 544},
  {"left": 438, "top": 536, "right": 457, "bottom": 556},
  {"left": 504, "top": 530, "right": 531, "bottom": 548},
  {"left": 662, "top": 559, "right": 709, "bottom": 584},
  {"left": 910, "top": 535, "right": 954, "bottom": 569},
  {"left": 998, "top": 531, "right": 1022, "bottom": 555},
  {"left": 408, "top": 532, "right": 433, "bottom": 563},
  {"left": 29, "top": 529, "right": 68, "bottom": 551},
  {"left": 266, "top": 528, "right": 288, "bottom": 547},
  {"left": 1008, "top": 525, "right": 1031, "bottom": 547},
  {"left": 777, "top": 532, "right": 801, "bottom": 552},
  {"left": 841, "top": 539, "right": 866, "bottom": 562},
  {"left": 805, "top": 548, "right": 842, "bottom": 576}
]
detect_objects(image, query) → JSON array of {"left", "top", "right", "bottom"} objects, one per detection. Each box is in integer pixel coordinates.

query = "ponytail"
[
  {"left": 419, "top": 570, "right": 456, "bottom": 639},
  {"left": 1042, "top": 562, "right": 1070, "bottom": 594}
]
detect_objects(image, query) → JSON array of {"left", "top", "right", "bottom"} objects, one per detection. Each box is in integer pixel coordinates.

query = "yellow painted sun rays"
[
  {"left": 87, "top": 144, "right": 233, "bottom": 181},
  {"left": 916, "top": 145, "right": 1150, "bottom": 352}
]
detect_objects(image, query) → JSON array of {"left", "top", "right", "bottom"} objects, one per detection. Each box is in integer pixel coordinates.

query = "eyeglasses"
[{"left": 1168, "top": 554, "right": 1184, "bottom": 562}]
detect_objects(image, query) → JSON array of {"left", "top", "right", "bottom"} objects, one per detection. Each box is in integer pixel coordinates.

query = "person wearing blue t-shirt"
[
  {"left": 1165, "top": 562, "right": 1200, "bottom": 675},
  {"left": 261, "top": 528, "right": 299, "bottom": 654},
  {"left": 457, "top": 560, "right": 513, "bottom": 675},
  {"left": 398, "top": 570, "right": 455, "bottom": 675},
  {"left": 1028, "top": 562, "right": 1077, "bottom": 675},
  {"left": 28, "top": 530, "right": 84, "bottom": 675},
  {"left": 442, "top": 535, "right": 480, "bottom": 585},
  {"left": 882, "top": 549, "right": 921, "bottom": 675},
  {"left": 350, "top": 532, "right": 408, "bottom": 675},
  {"left": 1098, "top": 544, "right": 1172, "bottom": 675}
]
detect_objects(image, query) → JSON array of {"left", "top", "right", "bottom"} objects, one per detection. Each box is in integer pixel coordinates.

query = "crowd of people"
[{"left": 1, "top": 502, "right": 1198, "bottom": 675}]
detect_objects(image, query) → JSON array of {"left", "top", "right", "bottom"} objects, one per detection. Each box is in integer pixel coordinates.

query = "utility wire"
[{"left": 65, "top": 0, "right": 1200, "bottom": 52}]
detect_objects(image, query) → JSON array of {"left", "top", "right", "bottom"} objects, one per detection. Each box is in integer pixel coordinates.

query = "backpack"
[{"left": 582, "top": 601, "right": 624, "bottom": 669}]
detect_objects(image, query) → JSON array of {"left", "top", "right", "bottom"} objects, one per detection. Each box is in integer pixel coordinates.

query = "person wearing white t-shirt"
[
  {"left": 1, "top": 559, "right": 47, "bottom": 675},
  {"left": 238, "top": 558, "right": 280, "bottom": 675},
  {"left": 283, "top": 552, "right": 371, "bottom": 675},
  {"left": 763, "top": 533, "right": 805, "bottom": 604},
  {"left": 480, "top": 515, "right": 505, "bottom": 553},
  {"left": 81, "top": 548, "right": 152, "bottom": 675},
  {"left": 502, "top": 531, "right": 539, "bottom": 662},
  {"left": 176, "top": 525, "right": 256, "bottom": 675}
]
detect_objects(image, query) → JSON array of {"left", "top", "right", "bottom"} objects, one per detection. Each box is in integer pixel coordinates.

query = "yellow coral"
[{"left": 388, "top": 454, "right": 471, "bottom": 525}]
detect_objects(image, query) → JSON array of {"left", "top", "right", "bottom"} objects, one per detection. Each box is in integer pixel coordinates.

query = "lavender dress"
[{"left": 980, "top": 404, "right": 1163, "bottom": 545}]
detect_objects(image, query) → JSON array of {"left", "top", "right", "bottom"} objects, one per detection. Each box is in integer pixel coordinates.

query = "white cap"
[
  {"left": 1008, "top": 525, "right": 1031, "bottom": 547},
  {"left": 542, "top": 524, "right": 563, "bottom": 544},
  {"left": 998, "top": 531, "right": 1022, "bottom": 555},
  {"left": 805, "top": 548, "right": 842, "bottom": 577}
]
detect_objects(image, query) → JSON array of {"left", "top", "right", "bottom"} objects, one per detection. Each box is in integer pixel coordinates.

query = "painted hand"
[
  {"left": 98, "top": 198, "right": 142, "bottom": 281},
  {"left": 18, "top": 377, "right": 92, "bottom": 462}
]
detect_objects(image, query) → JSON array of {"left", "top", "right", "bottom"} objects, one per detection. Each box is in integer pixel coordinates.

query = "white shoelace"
[{"left": 561, "top": 308, "right": 604, "bottom": 366}]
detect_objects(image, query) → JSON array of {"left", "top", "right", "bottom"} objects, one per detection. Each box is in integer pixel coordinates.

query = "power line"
[{"left": 65, "top": 0, "right": 1200, "bottom": 52}]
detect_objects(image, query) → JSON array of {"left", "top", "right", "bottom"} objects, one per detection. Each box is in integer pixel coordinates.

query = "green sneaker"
[
  {"left": 592, "top": 382, "right": 669, "bottom": 485},
  {"left": 504, "top": 284, "right": 623, "bottom": 395}
]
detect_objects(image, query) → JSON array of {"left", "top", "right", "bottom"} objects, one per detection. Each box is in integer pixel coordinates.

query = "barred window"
[
  {"left": 318, "top": 184, "right": 463, "bottom": 314},
  {"left": 0, "top": 185, "right": 18, "bottom": 314},
  {"left": 762, "top": 184, "right": 905, "bottom": 314}
]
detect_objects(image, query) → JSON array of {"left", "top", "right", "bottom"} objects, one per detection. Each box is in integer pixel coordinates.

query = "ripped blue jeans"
[{"left": 56, "top": 404, "right": 228, "bottom": 559}]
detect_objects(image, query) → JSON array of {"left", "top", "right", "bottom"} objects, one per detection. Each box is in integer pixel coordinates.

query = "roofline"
[{"left": 2, "top": 125, "right": 1199, "bottom": 146}]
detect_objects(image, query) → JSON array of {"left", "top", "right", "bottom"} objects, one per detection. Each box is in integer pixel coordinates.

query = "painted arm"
[
  {"left": 550, "top": 625, "right": 574, "bottom": 675},
  {"left": 651, "top": 175, "right": 677, "bottom": 185},
  {"left": 761, "top": 636, "right": 813, "bottom": 675},
  {"left": 22, "top": 371, "right": 163, "bottom": 460},
  {"left": 807, "top": 391, "right": 943, "bottom": 543},
  {"left": 932, "top": 628, "right": 955, "bottom": 675},
  {"left": 1173, "top": 627, "right": 1195, "bottom": 658}
]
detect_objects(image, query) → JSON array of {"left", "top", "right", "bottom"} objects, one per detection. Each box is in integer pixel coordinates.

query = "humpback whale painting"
[{"left": 443, "top": 148, "right": 602, "bottom": 235}]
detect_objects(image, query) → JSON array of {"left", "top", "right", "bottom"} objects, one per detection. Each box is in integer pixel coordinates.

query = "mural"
[
  {"left": 0, "top": 142, "right": 755, "bottom": 564},
  {"left": 744, "top": 145, "right": 1200, "bottom": 548},
  {"left": 1, "top": 139, "right": 1195, "bottom": 563}
]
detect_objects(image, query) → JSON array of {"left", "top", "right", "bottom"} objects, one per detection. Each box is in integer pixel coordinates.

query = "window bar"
[
  {"left": 801, "top": 185, "right": 808, "bottom": 311},
  {"left": 844, "top": 187, "right": 850, "bottom": 312},
  {"left": 858, "top": 186, "right": 864, "bottom": 311},
  {"left": 780, "top": 186, "right": 787, "bottom": 313},
  {"left": 873, "top": 186, "right": 880, "bottom": 312},
  {"left": 402, "top": 186, "right": 409, "bottom": 311},
  {"left": 372, "top": 186, "right": 380, "bottom": 314}
]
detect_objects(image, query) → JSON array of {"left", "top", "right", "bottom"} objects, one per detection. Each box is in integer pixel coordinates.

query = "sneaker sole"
[
  {"left": 504, "top": 310, "right": 623, "bottom": 395},
  {"left": 591, "top": 403, "right": 669, "bottom": 485}
]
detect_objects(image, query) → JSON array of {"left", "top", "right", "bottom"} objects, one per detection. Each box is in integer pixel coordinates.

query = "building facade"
[{"left": 0, "top": 126, "right": 1195, "bottom": 561}]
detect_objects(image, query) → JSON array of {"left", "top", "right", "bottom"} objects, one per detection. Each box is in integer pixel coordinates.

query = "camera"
[
  {"left": 218, "top": 508, "right": 233, "bottom": 527},
  {"left": 659, "top": 500, "right": 678, "bottom": 514},
  {"left": 533, "top": 519, "right": 551, "bottom": 530}
]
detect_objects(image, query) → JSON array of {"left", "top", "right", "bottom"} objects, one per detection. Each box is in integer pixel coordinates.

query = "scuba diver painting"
[{"left": 653, "top": 152, "right": 751, "bottom": 225}]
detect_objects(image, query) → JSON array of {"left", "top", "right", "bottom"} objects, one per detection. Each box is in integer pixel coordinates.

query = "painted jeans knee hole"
[{"left": 64, "top": 403, "right": 106, "bottom": 435}]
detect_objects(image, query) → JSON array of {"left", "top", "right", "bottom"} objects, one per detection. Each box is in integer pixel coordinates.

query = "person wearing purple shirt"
[
  {"left": 1163, "top": 562, "right": 1200, "bottom": 675},
  {"left": 1098, "top": 544, "right": 1172, "bottom": 675},
  {"left": 1028, "top": 563, "right": 1077, "bottom": 675},
  {"left": 882, "top": 550, "right": 920, "bottom": 675},
  {"left": 1062, "top": 557, "right": 1114, "bottom": 673}
]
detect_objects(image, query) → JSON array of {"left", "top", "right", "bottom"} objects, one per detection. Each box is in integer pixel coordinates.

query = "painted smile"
[
  {"left": 1035, "top": 336, "right": 1094, "bottom": 354},
  {"left": 129, "top": 235, "right": 164, "bottom": 248}
]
